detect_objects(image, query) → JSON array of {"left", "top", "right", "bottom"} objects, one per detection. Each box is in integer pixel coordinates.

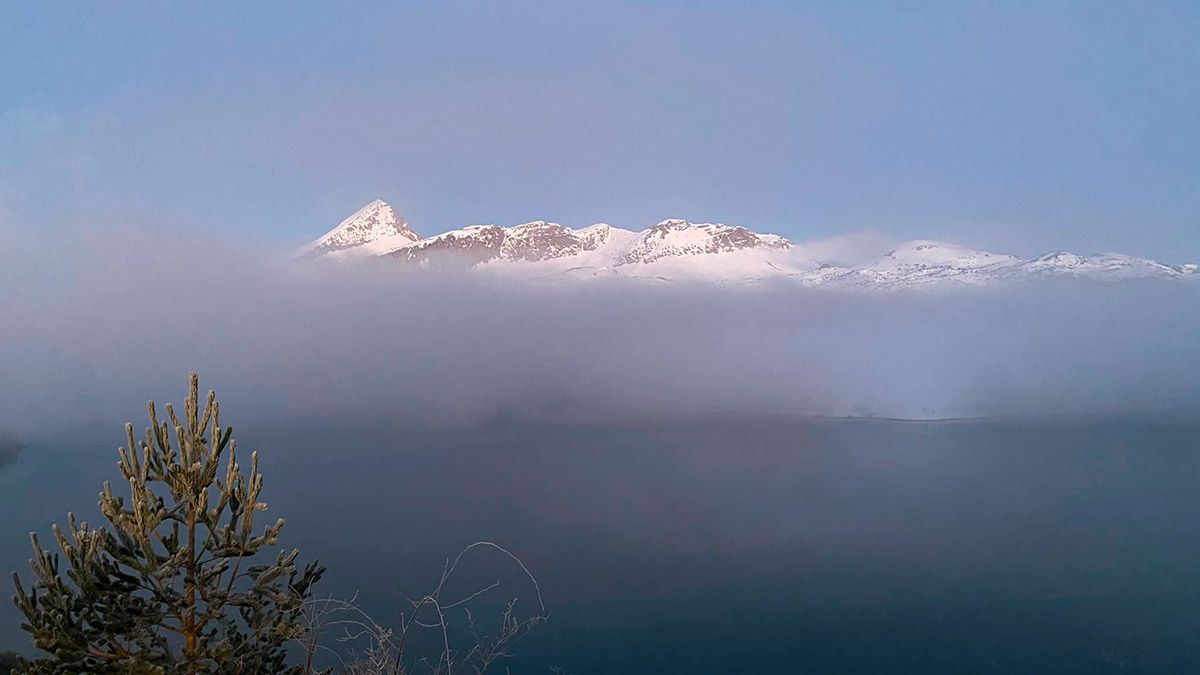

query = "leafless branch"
[{"left": 296, "top": 542, "right": 548, "bottom": 674}]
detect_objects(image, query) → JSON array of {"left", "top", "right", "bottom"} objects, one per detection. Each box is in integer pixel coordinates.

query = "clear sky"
[{"left": 2, "top": 1, "right": 1197, "bottom": 260}]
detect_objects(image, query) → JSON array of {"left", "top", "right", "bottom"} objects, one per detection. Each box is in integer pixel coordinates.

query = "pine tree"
[
  {"left": 0, "top": 651, "right": 18, "bottom": 675},
  {"left": 11, "top": 374, "right": 323, "bottom": 674}
]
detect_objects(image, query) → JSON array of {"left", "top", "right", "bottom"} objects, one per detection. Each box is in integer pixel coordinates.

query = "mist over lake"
[
  {"left": 2, "top": 223, "right": 1198, "bottom": 435},
  {"left": 4, "top": 3, "right": 1200, "bottom": 671},
  {"left": 2, "top": 228, "right": 1199, "bottom": 671},
  {"left": 2, "top": 226, "right": 1198, "bottom": 672}
]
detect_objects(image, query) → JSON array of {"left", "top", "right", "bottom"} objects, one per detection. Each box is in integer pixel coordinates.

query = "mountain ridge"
[{"left": 298, "top": 200, "right": 1199, "bottom": 288}]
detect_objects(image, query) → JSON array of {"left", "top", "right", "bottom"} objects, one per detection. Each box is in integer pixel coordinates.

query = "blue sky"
[{"left": 2, "top": 1, "right": 1197, "bottom": 260}]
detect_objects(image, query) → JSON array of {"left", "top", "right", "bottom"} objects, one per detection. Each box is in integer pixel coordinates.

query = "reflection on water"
[{"left": 2, "top": 417, "right": 1199, "bottom": 672}]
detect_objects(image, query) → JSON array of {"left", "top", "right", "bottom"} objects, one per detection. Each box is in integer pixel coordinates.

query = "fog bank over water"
[{"left": 0, "top": 223, "right": 1197, "bottom": 437}]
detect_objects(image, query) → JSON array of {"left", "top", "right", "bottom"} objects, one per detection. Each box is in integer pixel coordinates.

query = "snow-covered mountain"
[
  {"left": 298, "top": 200, "right": 1198, "bottom": 289},
  {"left": 297, "top": 200, "right": 420, "bottom": 258},
  {"left": 1019, "top": 251, "right": 1184, "bottom": 279},
  {"left": 832, "top": 241, "right": 1020, "bottom": 288}
]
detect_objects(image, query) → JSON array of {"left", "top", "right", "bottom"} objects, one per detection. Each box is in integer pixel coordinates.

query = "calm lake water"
[{"left": 3, "top": 417, "right": 1200, "bottom": 673}]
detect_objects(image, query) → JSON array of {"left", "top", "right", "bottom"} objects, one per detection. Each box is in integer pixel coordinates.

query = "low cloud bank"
[{"left": 1, "top": 223, "right": 1197, "bottom": 437}]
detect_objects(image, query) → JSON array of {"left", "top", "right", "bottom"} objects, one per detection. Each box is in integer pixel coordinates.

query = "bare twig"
[{"left": 297, "top": 542, "right": 547, "bottom": 674}]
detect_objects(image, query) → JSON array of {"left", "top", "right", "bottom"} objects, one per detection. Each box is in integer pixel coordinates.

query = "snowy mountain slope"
[
  {"left": 297, "top": 200, "right": 420, "bottom": 258},
  {"left": 829, "top": 241, "right": 1021, "bottom": 287},
  {"left": 386, "top": 225, "right": 506, "bottom": 267},
  {"left": 1018, "top": 252, "right": 1183, "bottom": 279},
  {"left": 369, "top": 216, "right": 808, "bottom": 279},
  {"left": 614, "top": 219, "right": 790, "bottom": 265},
  {"left": 500, "top": 221, "right": 603, "bottom": 261},
  {"left": 298, "top": 200, "right": 1198, "bottom": 288}
]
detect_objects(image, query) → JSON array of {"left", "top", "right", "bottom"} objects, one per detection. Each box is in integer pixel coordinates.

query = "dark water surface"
[{"left": 3, "top": 418, "right": 1200, "bottom": 673}]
